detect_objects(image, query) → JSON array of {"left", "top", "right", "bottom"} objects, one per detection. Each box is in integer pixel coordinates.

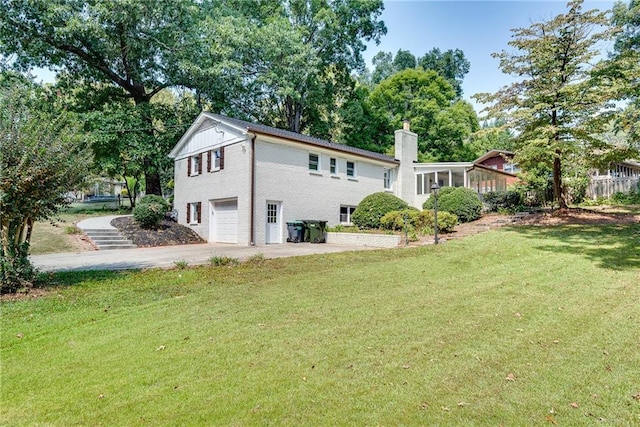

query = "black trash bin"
[
  {"left": 286, "top": 221, "right": 306, "bottom": 243},
  {"left": 302, "top": 220, "right": 327, "bottom": 243}
]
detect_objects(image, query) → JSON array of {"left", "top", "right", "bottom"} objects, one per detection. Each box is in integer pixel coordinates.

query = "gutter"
[{"left": 249, "top": 133, "right": 257, "bottom": 246}]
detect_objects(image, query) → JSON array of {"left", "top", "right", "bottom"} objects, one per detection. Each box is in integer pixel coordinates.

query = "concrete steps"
[{"left": 82, "top": 229, "right": 137, "bottom": 250}]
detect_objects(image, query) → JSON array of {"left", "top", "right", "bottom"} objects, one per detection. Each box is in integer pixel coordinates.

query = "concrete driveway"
[{"left": 30, "top": 242, "right": 380, "bottom": 272}]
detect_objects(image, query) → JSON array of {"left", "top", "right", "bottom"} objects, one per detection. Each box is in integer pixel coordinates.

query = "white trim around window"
[
  {"left": 340, "top": 205, "right": 357, "bottom": 224},
  {"left": 330, "top": 157, "right": 338, "bottom": 175},
  {"left": 346, "top": 161, "right": 356, "bottom": 178},
  {"left": 309, "top": 153, "right": 320, "bottom": 172}
]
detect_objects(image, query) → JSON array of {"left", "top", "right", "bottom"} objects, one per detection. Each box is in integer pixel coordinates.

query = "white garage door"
[{"left": 211, "top": 199, "right": 238, "bottom": 243}]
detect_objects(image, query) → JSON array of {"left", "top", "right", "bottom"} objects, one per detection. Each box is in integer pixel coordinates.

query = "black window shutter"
[
  {"left": 220, "top": 147, "right": 225, "bottom": 170},
  {"left": 198, "top": 153, "right": 203, "bottom": 174},
  {"left": 187, "top": 203, "right": 191, "bottom": 222},
  {"left": 187, "top": 156, "right": 192, "bottom": 176},
  {"left": 207, "top": 150, "right": 212, "bottom": 172},
  {"left": 197, "top": 202, "right": 202, "bottom": 223}
]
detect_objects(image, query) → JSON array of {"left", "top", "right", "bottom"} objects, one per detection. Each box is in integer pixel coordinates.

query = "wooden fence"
[{"left": 587, "top": 177, "right": 640, "bottom": 199}]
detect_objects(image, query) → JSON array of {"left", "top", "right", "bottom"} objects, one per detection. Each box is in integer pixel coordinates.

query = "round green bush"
[
  {"left": 381, "top": 208, "right": 458, "bottom": 234},
  {"left": 423, "top": 187, "right": 482, "bottom": 223},
  {"left": 133, "top": 196, "right": 168, "bottom": 229},
  {"left": 352, "top": 192, "right": 411, "bottom": 229},
  {"left": 419, "top": 209, "right": 458, "bottom": 233},
  {"left": 483, "top": 190, "right": 523, "bottom": 212},
  {"left": 138, "top": 194, "right": 169, "bottom": 210},
  {"left": 380, "top": 209, "right": 421, "bottom": 231}
]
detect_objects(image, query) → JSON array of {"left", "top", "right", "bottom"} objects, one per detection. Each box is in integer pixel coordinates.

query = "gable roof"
[
  {"left": 469, "top": 162, "right": 519, "bottom": 177},
  {"left": 474, "top": 149, "right": 514, "bottom": 165},
  {"left": 169, "top": 112, "right": 399, "bottom": 164}
]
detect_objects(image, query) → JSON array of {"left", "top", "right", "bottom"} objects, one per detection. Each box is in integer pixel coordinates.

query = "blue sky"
[{"left": 364, "top": 0, "right": 617, "bottom": 113}]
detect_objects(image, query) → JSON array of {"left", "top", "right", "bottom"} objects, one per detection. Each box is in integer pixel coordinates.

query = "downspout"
[{"left": 249, "top": 134, "right": 257, "bottom": 246}]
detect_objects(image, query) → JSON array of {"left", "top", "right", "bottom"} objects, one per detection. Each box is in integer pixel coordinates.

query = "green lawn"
[
  {"left": 2, "top": 224, "right": 640, "bottom": 425},
  {"left": 29, "top": 203, "right": 130, "bottom": 255}
]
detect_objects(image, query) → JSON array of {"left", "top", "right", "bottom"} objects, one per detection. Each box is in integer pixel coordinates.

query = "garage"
[{"left": 210, "top": 199, "right": 238, "bottom": 243}]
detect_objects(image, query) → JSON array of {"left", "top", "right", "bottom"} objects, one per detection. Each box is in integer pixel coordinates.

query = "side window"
[
  {"left": 340, "top": 205, "right": 356, "bottom": 224},
  {"left": 330, "top": 157, "right": 337, "bottom": 174},
  {"left": 208, "top": 147, "right": 225, "bottom": 172},
  {"left": 346, "top": 161, "right": 356, "bottom": 177},
  {"left": 309, "top": 153, "right": 320, "bottom": 171},
  {"left": 384, "top": 168, "right": 391, "bottom": 189},
  {"left": 187, "top": 202, "right": 202, "bottom": 224},
  {"left": 188, "top": 154, "right": 203, "bottom": 177}
]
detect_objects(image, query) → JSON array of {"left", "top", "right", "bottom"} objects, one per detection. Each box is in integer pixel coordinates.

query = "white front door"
[{"left": 265, "top": 202, "right": 281, "bottom": 244}]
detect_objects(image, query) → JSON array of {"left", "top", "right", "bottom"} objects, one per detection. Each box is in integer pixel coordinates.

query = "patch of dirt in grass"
[
  {"left": 111, "top": 216, "right": 205, "bottom": 247},
  {"left": 518, "top": 208, "right": 640, "bottom": 226},
  {"left": 414, "top": 208, "right": 639, "bottom": 245}
]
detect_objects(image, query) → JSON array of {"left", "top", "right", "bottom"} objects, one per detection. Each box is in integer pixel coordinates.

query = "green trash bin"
[{"left": 302, "top": 220, "right": 327, "bottom": 243}]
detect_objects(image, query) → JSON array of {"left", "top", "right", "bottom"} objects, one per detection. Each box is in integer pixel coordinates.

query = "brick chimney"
[{"left": 394, "top": 122, "right": 418, "bottom": 207}]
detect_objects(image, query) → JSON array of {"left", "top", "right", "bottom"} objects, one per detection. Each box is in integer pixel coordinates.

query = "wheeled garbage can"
[
  {"left": 286, "top": 221, "right": 306, "bottom": 243},
  {"left": 302, "top": 220, "right": 327, "bottom": 243}
]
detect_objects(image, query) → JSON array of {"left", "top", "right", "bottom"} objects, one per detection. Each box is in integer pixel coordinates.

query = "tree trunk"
[
  {"left": 144, "top": 167, "right": 162, "bottom": 196},
  {"left": 553, "top": 152, "right": 568, "bottom": 210}
]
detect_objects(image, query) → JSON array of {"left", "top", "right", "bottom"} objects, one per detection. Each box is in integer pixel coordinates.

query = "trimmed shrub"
[
  {"left": 423, "top": 187, "right": 482, "bottom": 223},
  {"left": 138, "top": 194, "right": 169, "bottom": 210},
  {"left": 352, "top": 192, "right": 411, "bottom": 229},
  {"left": 483, "top": 190, "right": 523, "bottom": 213},
  {"left": 133, "top": 195, "right": 169, "bottom": 229},
  {"left": 419, "top": 210, "right": 458, "bottom": 233},
  {"left": 380, "top": 209, "right": 421, "bottom": 231},
  {"left": 380, "top": 209, "right": 458, "bottom": 234}
]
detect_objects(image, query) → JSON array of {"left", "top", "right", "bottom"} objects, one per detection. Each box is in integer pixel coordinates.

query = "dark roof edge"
[{"left": 205, "top": 112, "right": 399, "bottom": 165}]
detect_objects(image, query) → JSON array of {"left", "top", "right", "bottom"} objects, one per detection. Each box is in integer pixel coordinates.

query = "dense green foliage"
[
  {"left": 368, "top": 68, "right": 480, "bottom": 161},
  {"left": 0, "top": 73, "right": 90, "bottom": 292},
  {"left": 352, "top": 192, "right": 409, "bottom": 229},
  {"left": 483, "top": 190, "right": 524, "bottom": 213},
  {"left": 133, "top": 195, "right": 170, "bottom": 229},
  {"left": 423, "top": 187, "right": 482, "bottom": 223},
  {"left": 475, "top": 0, "right": 623, "bottom": 209},
  {"left": 609, "top": 0, "right": 640, "bottom": 146},
  {"left": 0, "top": 0, "right": 385, "bottom": 191},
  {"left": 380, "top": 209, "right": 458, "bottom": 233}
]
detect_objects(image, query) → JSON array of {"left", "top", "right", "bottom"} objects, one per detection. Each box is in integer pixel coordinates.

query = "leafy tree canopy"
[
  {"left": 0, "top": 72, "right": 90, "bottom": 292},
  {"left": 475, "top": 0, "right": 621, "bottom": 209}
]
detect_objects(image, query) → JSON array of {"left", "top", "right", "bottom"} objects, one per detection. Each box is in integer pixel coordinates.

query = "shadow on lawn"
[
  {"left": 504, "top": 223, "right": 640, "bottom": 270},
  {"left": 38, "top": 269, "right": 134, "bottom": 287}
]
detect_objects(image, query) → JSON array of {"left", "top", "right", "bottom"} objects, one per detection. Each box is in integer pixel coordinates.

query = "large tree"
[
  {"left": 610, "top": 0, "right": 640, "bottom": 144},
  {"left": 369, "top": 68, "right": 479, "bottom": 160},
  {"left": 418, "top": 48, "right": 471, "bottom": 97},
  {"left": 188, "top": 0, "right": 386, "bottom": 137},
  {"left": 0, "top": 0, "right": 203, "bottom": 195},
  {"left": 0, "top": 73, "right": 90, "bottom": 292},
  {"left": 475, "top": 0, "right": 618, "bottom": 209}
]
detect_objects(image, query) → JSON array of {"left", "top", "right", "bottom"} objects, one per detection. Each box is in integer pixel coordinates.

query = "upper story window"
[
  {"left": 384, "top": 168, "right": 391, "bottom": 189},
  {"left": 504, "top": 163, "right": 519, "bottom": 174},
  {"left": 330, "top": 158, "right": 337, "bottom": 175},
  {"left": 346, "top": 161, "right": 356, "bottom": 177},
  {"left": 188, "top": 153, "right": 203, "bottom": 176},
  {"left": 309, "top": 153, "right": 320, "bottom": 171},
  {"left": 207, "top": 147, "right": 225, "bottom": 172}
]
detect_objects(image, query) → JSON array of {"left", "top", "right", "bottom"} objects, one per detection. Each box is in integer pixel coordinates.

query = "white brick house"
[
  {"left": 169, "top": 112, "right": 402, "bottom": 245},
  {"left": 169, "top": 113, "right": 518, "bottom": 245}
]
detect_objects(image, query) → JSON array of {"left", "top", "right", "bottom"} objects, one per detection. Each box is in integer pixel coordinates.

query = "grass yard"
[
  {"left": 2, "top": 224, "right": 640, "bottom": 425},
  {"left": 29, "top": 203, "right": 130, "bottom": 255}
]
